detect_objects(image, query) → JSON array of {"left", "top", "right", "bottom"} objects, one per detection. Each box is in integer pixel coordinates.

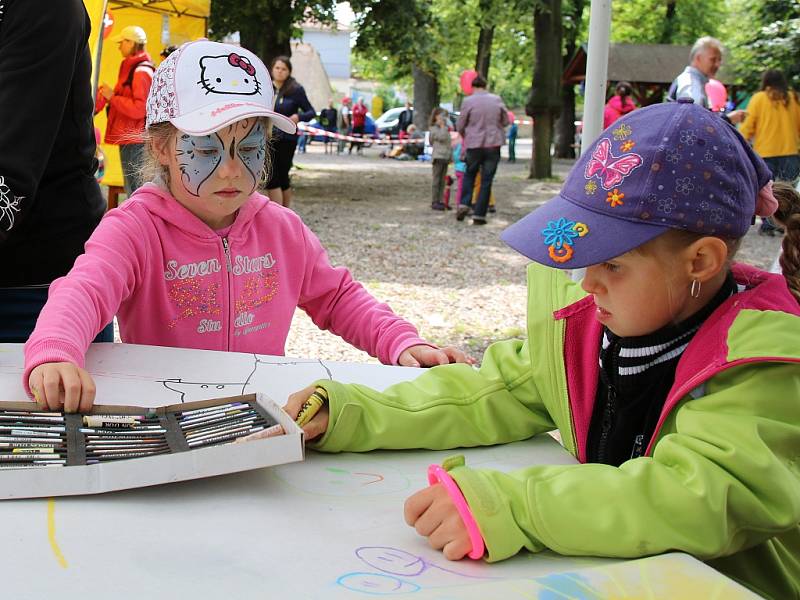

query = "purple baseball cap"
[{"left": 501, "top": 99, "right": 773, "bottom": 268}]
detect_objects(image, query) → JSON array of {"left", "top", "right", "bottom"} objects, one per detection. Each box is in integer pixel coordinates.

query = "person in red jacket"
[
  {"left": 349, "top": 97, "right": 368, "bottom": 155},
  {"left": 95, "top": 25, "right": 154, "bottom": 197},
  {"left": 603, "top": 82, "right": 636, "bottom": 129}
]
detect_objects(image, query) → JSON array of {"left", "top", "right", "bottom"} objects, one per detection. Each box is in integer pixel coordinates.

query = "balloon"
[
  {"left": 705, "top": 78, "right": 727, "bottom": 112},
  {"left": 103, "top": 9, "right": 115, "bottom": 39},
  {"left": 460, "top": 69, "right": 478, "bottom": 95}
]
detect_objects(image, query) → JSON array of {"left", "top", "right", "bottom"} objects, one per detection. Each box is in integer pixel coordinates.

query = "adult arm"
[
  {"left": 738, "top": 93, "right": 761, "bottom": 141},
  {"left": 456, "top": 101, "right": 471, "bottom": 137},
  {"left": 0, "top": 0, "right": 85, "bottom": 240},
  {"left": 293, "top": 86, "right": 316, "bottom": 122}
]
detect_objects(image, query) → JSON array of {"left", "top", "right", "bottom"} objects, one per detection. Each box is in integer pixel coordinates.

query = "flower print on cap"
[{"left": 542, "top": 218, "right": 590, "bottom": 264}]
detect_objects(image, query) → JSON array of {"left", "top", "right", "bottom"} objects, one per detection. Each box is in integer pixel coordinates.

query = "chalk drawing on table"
[
  {"left": 337, "top": 546, "right": 497, "bottom": 595},
  {"left": 337, "top": 572, "right": 421, "bottom": 595},
  {"left": 273, "top": 460, "right": 409, "bottom": 496}
]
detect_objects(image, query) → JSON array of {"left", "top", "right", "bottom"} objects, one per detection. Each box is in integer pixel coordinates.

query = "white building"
[{"left": 294, "top": 20, "right": 352, "bottom": 81}]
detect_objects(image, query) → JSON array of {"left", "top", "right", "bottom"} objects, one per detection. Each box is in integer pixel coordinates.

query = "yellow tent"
[{"left": 83, "top": 0, "right": 210, "bottom": 189}]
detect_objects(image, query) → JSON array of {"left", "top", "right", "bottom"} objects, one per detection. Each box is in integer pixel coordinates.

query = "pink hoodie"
[
  {"left": 23, "top": 185, "right": 428, "bottom": 390},
  {"left": 603, "top": 95, "right": 636, "bottom": 129}
]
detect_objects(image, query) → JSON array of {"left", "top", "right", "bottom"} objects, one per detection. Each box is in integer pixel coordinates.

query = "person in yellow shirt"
[{"left": 739, "top": 69, "right": 800, "bottom": 235}]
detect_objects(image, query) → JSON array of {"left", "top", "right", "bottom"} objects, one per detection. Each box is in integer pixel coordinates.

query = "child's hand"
[
  {"left": 28, "top": 362, "right": 97, "bottom": 413},
  {"left": 404, "top": 485, "right": 472, "bottom": 560},
  {"left": 398, "top": 344, "right": 476, "bottom": 368},
  {"left": 284, "top": 385, "right": 330, "bottom": 441}
]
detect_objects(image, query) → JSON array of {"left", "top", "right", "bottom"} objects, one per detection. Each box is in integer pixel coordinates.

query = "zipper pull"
[
  {"left": 630, "top": 434, "right": 644, "bottom": 459},
  {"left": 221, "top": 237, "right": 233, "bottom": 272}
]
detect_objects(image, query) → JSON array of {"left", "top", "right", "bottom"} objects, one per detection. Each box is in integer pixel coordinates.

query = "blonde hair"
[
  {"left": 772, "top": 181, "right": 800, "bottom": 304},
  {"left": 137, "top": 118, "right": 274, "bottom": 191}
]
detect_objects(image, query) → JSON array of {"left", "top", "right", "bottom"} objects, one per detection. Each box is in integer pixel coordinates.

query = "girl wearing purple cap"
[
  {"left": 285, "top": 101, "right": 800, "bottom": 599},
  {"left": 23, "top": 40, "right": 473, "bottom": 412}
]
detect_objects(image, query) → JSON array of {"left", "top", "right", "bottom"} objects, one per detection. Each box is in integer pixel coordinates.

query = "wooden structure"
[{"left": 562, "top": 43, "right": 735, "bottom": 106}]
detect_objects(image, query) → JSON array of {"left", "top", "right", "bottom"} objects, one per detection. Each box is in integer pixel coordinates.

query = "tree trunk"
[
  {"left": 526, "top": 0, "right": 563, "bottom": 179},
  {"left": 554, "top": 0, "right": 585, "bottom": 159},
  {"left": 475, "top": 26, "right": 494, "bottom": 79},
  {"left": 554, "top": 83, "right": 576, "bottom": 158},
  {"left": 659, "top": 0, "right": 677, "bottom": 44},
  {"left": 531, "top": 112, "right": 554, "bottom": 178},
  {"left": 412, "top": 63, "right": 439, "bottom": 129}
]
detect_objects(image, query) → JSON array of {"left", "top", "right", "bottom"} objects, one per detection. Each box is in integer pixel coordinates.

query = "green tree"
[
  {"left": 209, "top": 0, "right": 336, "bottom": 67},
  {"left": 350, "top": 0, "right": 443, "bottom": 127},
  {"left": 608, "top": 0, "right": 726, "bottom": 45},
  {"left": 725, "top": 0, "right": 800, "bottom": 91}
]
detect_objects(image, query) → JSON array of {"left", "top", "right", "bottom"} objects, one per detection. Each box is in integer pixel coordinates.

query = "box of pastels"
[{"left": 0, "top": 393, "right": 304, "bottom": 499}]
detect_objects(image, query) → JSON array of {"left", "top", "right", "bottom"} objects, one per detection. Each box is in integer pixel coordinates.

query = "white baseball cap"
[
  {"left": 112, "top": 25, "right": 147, "bottom": 44},
  {"left": 145, "top": 40, "right": 297, "bottom": 136}
]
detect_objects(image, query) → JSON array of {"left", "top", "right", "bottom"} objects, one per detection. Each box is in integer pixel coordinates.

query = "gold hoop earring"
[{"left": 690, "top": 279, "right": 701, "bottom": 299}]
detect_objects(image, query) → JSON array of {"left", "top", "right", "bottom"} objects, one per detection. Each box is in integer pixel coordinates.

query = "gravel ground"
[{"left": 283, "top": 143, "right": 784, "bottom": 364}]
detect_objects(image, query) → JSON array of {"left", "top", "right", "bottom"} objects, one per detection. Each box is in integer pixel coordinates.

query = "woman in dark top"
[{"left": 266, "top": 56, "right": 315, "bottom": 208}]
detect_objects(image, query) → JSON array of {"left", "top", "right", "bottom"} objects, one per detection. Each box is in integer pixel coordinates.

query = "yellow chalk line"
[{"left": 47, "top": 498, "right": 68, "bottom": 568}]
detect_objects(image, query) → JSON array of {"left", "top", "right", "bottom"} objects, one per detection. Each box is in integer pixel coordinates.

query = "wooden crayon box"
[{"left": 0, "top": 393, "right": 304, "bottom": 499}]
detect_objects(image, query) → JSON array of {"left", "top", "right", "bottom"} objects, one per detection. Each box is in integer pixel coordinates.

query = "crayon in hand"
[{"left": 295, "top": 388, "right": 327, "bottom": 427}]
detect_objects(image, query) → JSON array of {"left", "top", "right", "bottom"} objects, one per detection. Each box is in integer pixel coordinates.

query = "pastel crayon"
[
  {"left": 0, "top": 425, "right": 65, "bottom": 433},
  {"left": 179, "top": 408, "right": 256, "bottom": 427},
  {"left": 0, "top": 453, "right": 62, "bottom": 461},
  {"left": 182, "top": 415, "right": 259, "bottom": 435},
  {"left": 0, "top": 462, "right": 64, "bottom": 469},
  {"left": 184, "top": 422, "right": 257, "bottom": 442},
  {"left": 187, "top": 426, "right": 265, "bottom": 447},
  {"left": 0, "top": 415, "right": 65, "bottom": 423},
  {"left": 234, "top": 424, "right": 285, "bottom": 443},
  {"left": 0, "top": 441, "right": 63, "bottom": 449}
]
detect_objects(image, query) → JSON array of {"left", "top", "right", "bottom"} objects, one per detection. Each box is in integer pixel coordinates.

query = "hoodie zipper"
[
  {"left": 222, "top": 237, "right": 233, "bottom": 349},
  {"left": 596, "top": 338, "right": 618, "bottom": 464}
]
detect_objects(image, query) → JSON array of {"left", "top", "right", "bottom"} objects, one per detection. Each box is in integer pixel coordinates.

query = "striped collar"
[{"left": 600, "top": 272, "right": 738, "bottom": 381}]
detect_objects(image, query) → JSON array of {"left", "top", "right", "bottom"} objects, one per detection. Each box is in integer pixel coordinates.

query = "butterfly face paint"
[
  {"left": 174, "top": 119, "right": 266, "bottom": 198},
  {"left": 236, "top": 120, "right": 267, "bottom": 184},
  {"left": 175, "top": 132, "right": 224, "bottom": 197}
]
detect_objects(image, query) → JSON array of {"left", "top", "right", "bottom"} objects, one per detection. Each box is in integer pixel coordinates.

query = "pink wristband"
[{"left": 427, "top": 464, "right": 485, "bottom": 559}]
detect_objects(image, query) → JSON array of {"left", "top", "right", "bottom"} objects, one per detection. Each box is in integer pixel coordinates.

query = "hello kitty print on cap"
[{"left": 146, "top": 40, "right": 296, "bottom": 136}]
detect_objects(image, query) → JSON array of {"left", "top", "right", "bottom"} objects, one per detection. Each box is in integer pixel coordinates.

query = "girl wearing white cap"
[{"left": 24, "top": 41, "right": 472, "bottom": 412}]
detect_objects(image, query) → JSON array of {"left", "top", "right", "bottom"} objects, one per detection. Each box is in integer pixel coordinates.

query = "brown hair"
[
  {"left": 137, "top": 119, "right": 274, "bottom": 191},
  {"left": 772, "top": 181, "right": 800, "bottom": 304},
  {"left": 615, "top": 82, "right": 633, "bottom": 98},
  {"left": 269, "top": 55, "right": 298, "bottom": 97},
  {"left": 429, "top": 107, "right": 447, "bottom": 127},
  {"left": 761, "top": 69, "right": 790, "bottom": 106}
]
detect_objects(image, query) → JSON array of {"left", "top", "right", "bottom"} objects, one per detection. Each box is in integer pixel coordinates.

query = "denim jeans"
[
  {"left": 119, "top": 143, "right": 145, "bottom": 197},
  {"left": 764, "top": 155, "right": 800, "bottom": 183},
  {"left": 0, "top": 287, "right": 113, "bottom": 343},
  {"left": 459, "top": 147, "right": 501, "bottom": 218}
]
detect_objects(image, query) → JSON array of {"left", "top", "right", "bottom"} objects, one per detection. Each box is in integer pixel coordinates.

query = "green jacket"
[{"left": 312, "top": 263, "right": 800, "bottom": 599}]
